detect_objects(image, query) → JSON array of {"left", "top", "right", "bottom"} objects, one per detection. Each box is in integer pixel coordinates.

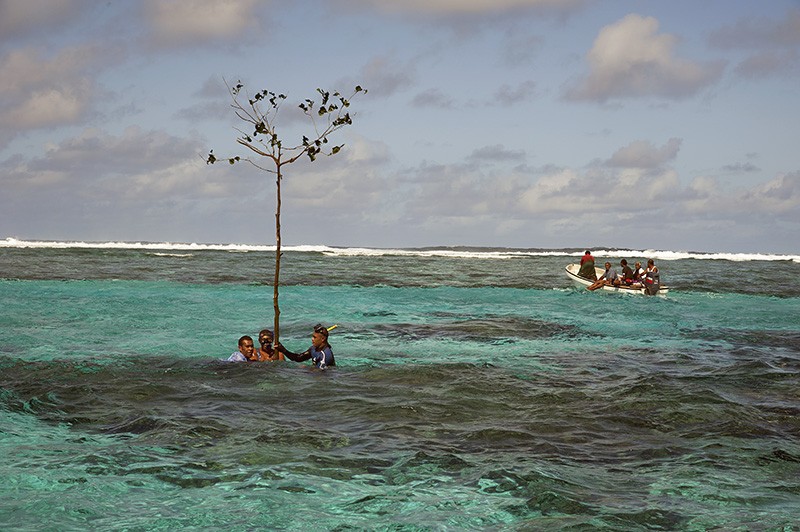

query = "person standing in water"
[
  {"left": 227, "top": 335, "right": 256, "bottom": 362},
  {"left": 255, "top": 329, "right": 283, "bottom": 362},
  {"left": 276, "top": 324, "right": 336, "bottom": 369}
]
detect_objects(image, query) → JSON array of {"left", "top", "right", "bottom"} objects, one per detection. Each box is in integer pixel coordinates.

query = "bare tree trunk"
[{"left": 274, "top": 164, "right": 282, "bottom": 345}]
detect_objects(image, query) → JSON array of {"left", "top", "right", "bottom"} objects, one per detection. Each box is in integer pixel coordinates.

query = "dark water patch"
[
  {"left": 105, "top": 415, "right": 178, "bottom": 435},
  {"left": 526, "top": 490, "right": 598, "bottom": 517},
  {"left": 684, "top": 326, "right": 800, "bottom": 355},
  {"left": 604, "top": 508, "right": 688, "bottom": 530},
  {"left": 367, "top": 315, "right": 594, "bottom": 343},
  {"left": 360, "top": 310, "right": 397, "bottom": 318},
  {"left": 772, "top": 449, "right": 800, "bottom": 463},
  {"left": 253, "top": 424, "right": 352, "bottom": 452}
]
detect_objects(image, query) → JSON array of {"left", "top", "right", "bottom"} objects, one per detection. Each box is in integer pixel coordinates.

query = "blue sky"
[{"left": 1, "top": 0, "right": 799, "bottom": 252}]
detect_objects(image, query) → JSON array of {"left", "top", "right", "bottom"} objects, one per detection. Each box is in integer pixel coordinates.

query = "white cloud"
[
  {"left": 515, "top": 166, "right": 684, "bottom": 216},
  {"left": 382, "top": 137, "right": 800, "bottom": 245},
  {"left": 144, "top": 0, "right": 262, "bottom": 46},
  {"left": 5, "top": 83, "right": 90, "bottom": 129},
  {"left": 1, "top": 126, "right": 238, "bottom": 200},
  {"left": 566, "top": 14, "right": 724, "bottom": 102},
  {"left": 0, "top": 45, "right": 112, "bottom": 143},
  {"left": 0, "top": 46, "right": 99, "bottom": 98},
  {"left": 283, "top": 135, "right": 390, "bottom": 212},
  {"left": 738, "top": 171, "right": 800, "bottom": 215}
]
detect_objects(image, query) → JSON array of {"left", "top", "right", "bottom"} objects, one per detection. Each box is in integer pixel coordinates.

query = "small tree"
[{"left": 207, "top": 80, "right": 366, "bottom": 345}]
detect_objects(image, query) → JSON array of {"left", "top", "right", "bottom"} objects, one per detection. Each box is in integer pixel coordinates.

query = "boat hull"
[{"left": 565, "top": 264, "right": 669, "bottom": 295}]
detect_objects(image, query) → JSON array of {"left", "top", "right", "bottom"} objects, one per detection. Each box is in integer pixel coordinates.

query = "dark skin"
[
  {"left": 239, "top": 337, "right": 257, "bottom": 361},
  {"left": 256, "top": 331, "right": 284, "bottom": 362},
  {"left": 275, "top": 328, "right": 335, "bottom": 367}
]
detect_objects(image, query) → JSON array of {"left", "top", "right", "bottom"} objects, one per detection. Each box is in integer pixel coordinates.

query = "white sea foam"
[
  {"left": 148, "top": 252, "right": 195, "bottom": 258},
  {"left": 1, "top": 237, "right": 797, "bottom": 262},
  {"left": 0, "top": 237, "right": 272, "bottom": 252}
]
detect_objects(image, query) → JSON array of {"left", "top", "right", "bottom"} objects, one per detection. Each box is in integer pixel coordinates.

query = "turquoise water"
[{"left": 1, "top": 243, "right": 799, "bottom": 530}]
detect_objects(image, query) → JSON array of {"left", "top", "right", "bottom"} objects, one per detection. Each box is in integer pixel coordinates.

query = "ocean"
[{"left": 1, "top": 238, "right": 799, "bottom": 530}]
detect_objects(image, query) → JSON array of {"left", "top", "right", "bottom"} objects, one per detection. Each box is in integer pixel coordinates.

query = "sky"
[{"left": 1, "top": 0, "right": 799, "bottom": 253}]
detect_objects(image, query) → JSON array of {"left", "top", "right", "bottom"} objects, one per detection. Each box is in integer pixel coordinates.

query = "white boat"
[{"left": 565, "top": 263, "right": 669, "bottom": 295}]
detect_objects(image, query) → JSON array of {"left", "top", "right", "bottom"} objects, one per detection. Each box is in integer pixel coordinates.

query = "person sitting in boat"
[
  {"left": 630, "top": 261, "right": 645, "bottom": 288},
  {"left": 619, "top": 259, "right": 635, "bottom": 286},
  {"left": 227, "top": 335, "right": 256, "bottom": 362},
  {"left": 276, "top": 324, "right": 336, "bottom": 369},
  {"left": 587, "top": 262, "right": 618, "bottom": 291},
  {"left": 255, "top": 329, "right": 283, "bottom": 362},
  {"left": 577, "top": 250, "right": 597, "bottom": 280}
]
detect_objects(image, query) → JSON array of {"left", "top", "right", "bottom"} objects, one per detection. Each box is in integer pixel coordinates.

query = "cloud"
[
  {"left": 517, "top": 166, "right": 681, "bottom": 215},
  {"left": 194, "top": 76, "right": 231, "bottom": 99},
  {"left": 721, "top": 161, "right": 760, "bottom": 173},
  {"left": 0, "top": 124, "right": 277, "bottom": 243},
  {"left": 710, "top": 8, "right": 800, "bottom": 78},
  {"left": 282, "top": 135, "right": 391, "bottom": 214},
  {"left": 340, "top": 0, "right": 586, "bottom": 15},
  {"left": 606, "top": 138, "right": 681, "bottom": 169},
  {"left": 411, "top": 88, "right": 456, "bottom": 108},
  {"left": 1, "top": 126, "right": 234, "bottom": 200},
  {"left": 366, "top": 136, "right": 800, "bottom": 249},
  {"left": 710, "top": 8, "right": 800, "bottom": 49},
  {"left": 4, "top": 82, "right": 91, "bottom": 130},
  {"left": 0, "top": 45, "right": 114, "bottom": 145},
  {"left": 733, "top": 50, "right": 800, "bottom": 78},
  {"left": 0, "top": 0, "right": 87, "bottom": 42},
  {"left": 143, "top": 0, "right": 263, "bottom": 47},
  {"left": 493, "top": 80, "right": 538, "bottom": 105},
  {"left": 355, "top": 55, "right": 417, "bottom": 98},
  {"left": 565, "top": 14, "right": 725, "bottom": 102},
  {"left": 739, "top": 171, "right": 800, "bottom": 215},
  {"left": 468, "top": 144, "right": 526, "bottom": 164},
  {"left": 174, "top": 77, "right": 234, "bottom": 122},
  {"left": 501, "top": 32, "right": 544, "bottom": 67}
]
